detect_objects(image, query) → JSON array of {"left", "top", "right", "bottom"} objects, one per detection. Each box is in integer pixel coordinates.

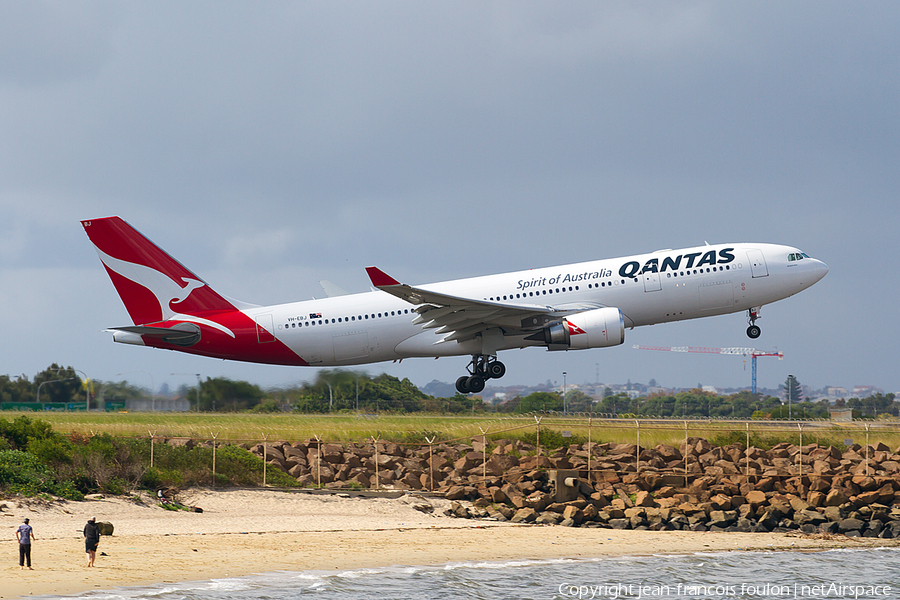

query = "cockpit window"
[{"left": 788, "top": 253, "right": 808, "bottom": 261}]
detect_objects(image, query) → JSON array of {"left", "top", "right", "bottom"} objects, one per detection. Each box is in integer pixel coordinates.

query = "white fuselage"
[{"left": 242, "top": 243, "right": 828, "bottom": 366}]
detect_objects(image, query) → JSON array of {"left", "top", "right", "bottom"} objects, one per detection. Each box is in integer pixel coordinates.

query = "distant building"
[
  {"left": 853, "top": 385, "right": 883, "bottom": 398},
  {"left": 830, "top": 408, "right": 853, "bottom": 422},
  {"left": 125, "top": 397, "right": 190, "bottom": 412},
  {"left": 485, "top": 392, "right": 507, "bottom": 404}
]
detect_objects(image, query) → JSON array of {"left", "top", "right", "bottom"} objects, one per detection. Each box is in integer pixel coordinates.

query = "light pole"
[
  {"left": 788, "top": 374, "right": 794, "bottom": 420},
  {"left": 36, "top": 377, "right": 76, "bottom": 405},
  {"left": 172, "top": 373, "right": 202, "bottom": 411},
  {"left": 72, "top": 369, "right": 90, "bottom": 410},
  {"left": 562, "top": 371, "right": 567, "bottom": 415}
]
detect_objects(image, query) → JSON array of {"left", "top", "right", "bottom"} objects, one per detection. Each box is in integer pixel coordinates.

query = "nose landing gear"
[
  {"left": 455, "top": 354, "right": 506, "bottom": 394},
  {"left": 746, "top": 307, "right": 761, "bottom": 339}
]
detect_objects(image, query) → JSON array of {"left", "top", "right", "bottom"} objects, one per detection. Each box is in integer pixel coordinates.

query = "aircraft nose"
[{"left": 811, "top": 258, "right": 829, "bottom": 282}]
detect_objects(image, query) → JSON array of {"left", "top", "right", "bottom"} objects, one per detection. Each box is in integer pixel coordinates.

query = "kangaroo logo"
[
  {"left": 566, "top": 321, "right": 587, "bottom": 336},
  {"left": 171, "top": 278, "right": 206, "bottom": 305},
  {"left": 95, "top": 248, "right": 236, "bottom": 338}
]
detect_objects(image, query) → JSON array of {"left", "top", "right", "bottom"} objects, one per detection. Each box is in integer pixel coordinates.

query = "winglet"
[{"left": 366, "top": 267, "right": 402, "bottom": 288}]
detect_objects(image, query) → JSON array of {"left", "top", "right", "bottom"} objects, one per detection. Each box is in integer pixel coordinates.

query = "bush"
[
  {"left": 1, "top": 417, "right": 300, "bottom": 497},
  {"left": 0, "top": 416, "right": 56, "bottom": 450},
  {"left": 59, "top": 433, "right": 146, "bottom": 494},
  {"left": 140, "top": 467, "right": 183, "bottom": 490},
  {"left": 251, "top": 399, "right": 281, "bottom": 413},
  {"left": 212, "top": 445, "right": 298, "bottom": 487},
  {"left": 0, "top": 449, "right": 83, "bottom": 500},
  {"left": 516, "top": 428, "right": 587, "bottom": 451},
  {"left": 27, "top": 436, "right": 74, "bottom": 467}
]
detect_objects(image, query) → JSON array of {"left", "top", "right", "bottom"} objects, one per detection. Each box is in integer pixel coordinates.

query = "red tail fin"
[{"left": 81, "top": 217, "right": 239, "bottom": 325}]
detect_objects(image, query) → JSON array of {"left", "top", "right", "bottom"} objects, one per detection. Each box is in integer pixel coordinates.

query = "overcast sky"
[{"left": 1, "top": 2, "right": 897, "bottom": 397}]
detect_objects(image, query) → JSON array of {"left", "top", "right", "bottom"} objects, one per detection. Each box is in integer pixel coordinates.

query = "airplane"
[{"left": 81, "top": 216, "right": 828, "bottom": 394}]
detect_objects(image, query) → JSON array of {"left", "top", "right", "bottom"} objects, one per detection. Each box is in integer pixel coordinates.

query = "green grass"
[
  {"left": 4, "top": 411, "right": 899, "bottom": 450},
  {"left": 3, "top": 412, "right": 539, "bottom": 446}
]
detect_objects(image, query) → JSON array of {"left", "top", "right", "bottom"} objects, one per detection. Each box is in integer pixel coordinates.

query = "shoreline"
[{"left": 3, "top": 489, "right": 895, "bottom": 599}]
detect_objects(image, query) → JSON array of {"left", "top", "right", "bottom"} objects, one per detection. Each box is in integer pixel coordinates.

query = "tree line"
[{"left": 3, "top": 364, "right": 896, "bottom": 419}]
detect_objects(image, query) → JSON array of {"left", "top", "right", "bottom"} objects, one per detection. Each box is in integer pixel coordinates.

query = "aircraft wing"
[{"left": 365, "top": 267, "right": 601, "bottom": 344}]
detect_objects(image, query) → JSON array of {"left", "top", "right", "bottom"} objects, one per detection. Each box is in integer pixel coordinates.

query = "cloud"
[{"left": 0, "top": 2, "right": 896, "bottom": 393}]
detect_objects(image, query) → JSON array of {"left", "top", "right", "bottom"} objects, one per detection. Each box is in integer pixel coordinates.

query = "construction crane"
[{"left": 632, "top": 345, "right": 784, "bottom": 395}]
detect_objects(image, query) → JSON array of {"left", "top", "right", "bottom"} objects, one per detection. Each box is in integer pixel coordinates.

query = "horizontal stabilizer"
[{"left": 110, "top": 323, "right": 201, "bottom": 347}]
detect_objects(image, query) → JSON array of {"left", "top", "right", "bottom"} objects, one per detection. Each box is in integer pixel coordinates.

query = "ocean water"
[{"left": 42, "top": 547, "right": 899, "bottom": 600}]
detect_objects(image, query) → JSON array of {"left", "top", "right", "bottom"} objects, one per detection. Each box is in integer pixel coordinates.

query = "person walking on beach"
[
  {"left": 15, "top": 518, "right": 36, "bottom": 570},
  {"left": 84, "top": 517, "right": 100, "bottom": 567}
]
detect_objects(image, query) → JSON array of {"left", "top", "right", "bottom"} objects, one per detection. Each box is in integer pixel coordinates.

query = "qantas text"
[{"left": 619, "top": 248, "right": 735, "bottom": 278}]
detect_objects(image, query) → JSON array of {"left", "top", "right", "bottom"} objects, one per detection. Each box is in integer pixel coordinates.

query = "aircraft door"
[
  {"left": 642, "top": 272, "right": 661, "bottom": 292},
  {"left": 255, "top": 314, "right": 275, "bottom": 343},
  {"left": 747, "top": 250, "right": 769, "bottom": 278}
]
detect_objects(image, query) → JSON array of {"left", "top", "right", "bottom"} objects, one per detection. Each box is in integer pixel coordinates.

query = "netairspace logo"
[{"left": 556, "top": 582, "right": 892, "bottom": 599}]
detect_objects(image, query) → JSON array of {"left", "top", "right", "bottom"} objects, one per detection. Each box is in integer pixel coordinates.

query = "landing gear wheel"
[
  {"left": 747, "top": 325, "right": 761, "bottom": 339},
  {"left": 487, "top": 361, "right": 506, "bottom": 379},
  {"left": 466, "top": 375, "right": 485, "bottom": 393},
  {"left": 458, "top": 354, "right": 505, "bottom": 394}
]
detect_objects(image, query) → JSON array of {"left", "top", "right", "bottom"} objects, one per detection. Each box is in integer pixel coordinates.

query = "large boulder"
[
  {"left": 535, "top": 511, "right": 562, "bottom": 525},
  {"left": 838, "top": 518, "right": 866, "bottom": 534},
  {"left": 634, "top": 490, "right": 658, "bottom": 508},
  {"left": 744, "top": 490, "right": 768, "bottom": 509},
  {"left": 824, "top": 488, "right": 849, "bottom": 507},
  {"left": 97, "top": 521, "right": 114, "bottom": 536},
  {"left": 510, "top": 508, "right": 537, "bottom": 523}
]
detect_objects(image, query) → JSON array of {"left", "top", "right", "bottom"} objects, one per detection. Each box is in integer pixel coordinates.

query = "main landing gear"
[
  {"left": 456, "top": 354, "right": 506, "bottom": 394},
  {"left": 746, "top": 307, "right": 761, "bottom": 339}
]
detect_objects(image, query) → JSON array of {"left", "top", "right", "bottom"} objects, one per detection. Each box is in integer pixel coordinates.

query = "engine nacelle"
[{"left": 537, "top": 307, "right": 625, "bottom": 350}]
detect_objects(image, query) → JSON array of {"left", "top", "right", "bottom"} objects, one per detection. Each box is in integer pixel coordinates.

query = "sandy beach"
[{"left": 3, "top": 488, "right": 894, "bottom": 599}]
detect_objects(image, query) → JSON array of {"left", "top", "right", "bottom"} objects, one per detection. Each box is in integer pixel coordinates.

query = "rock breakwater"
[{"left": 236, "top": 435, "right": 900, "bottom": 535}]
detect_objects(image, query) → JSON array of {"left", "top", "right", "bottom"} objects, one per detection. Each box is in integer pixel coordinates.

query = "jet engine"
[{"left": 527, "top": 307, "right": 625, "bottom": 350}]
